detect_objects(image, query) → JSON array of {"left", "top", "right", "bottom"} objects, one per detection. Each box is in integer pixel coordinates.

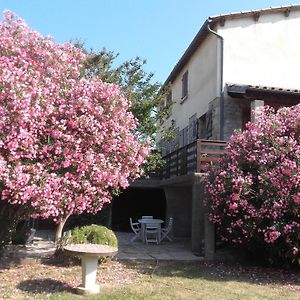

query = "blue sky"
[{"left": 0, "top": 1, "right": 296, "bottom": 83}]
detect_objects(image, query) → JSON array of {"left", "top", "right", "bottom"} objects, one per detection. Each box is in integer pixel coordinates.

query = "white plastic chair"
[
  {"left": 145, "top": 223, "right": 159, "bottom": 244},
  {"left": 161, "top": 217, "right": 173, "bottom": 242},
  {"left": 129, "top": 218, "right": 142, "bottom": 242}
]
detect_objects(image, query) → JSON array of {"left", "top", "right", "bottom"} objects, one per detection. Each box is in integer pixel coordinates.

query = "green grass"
[{"left": 0, "top": 258, "right": 299, "bottom": 300}]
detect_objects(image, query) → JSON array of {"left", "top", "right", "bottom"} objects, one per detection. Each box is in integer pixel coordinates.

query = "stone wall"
[
  {"left": 223, "top": 96, "right": 243, "bottom": 140},
  {"left": 209, "top": 95, "right": 243, "bottom": 140}
]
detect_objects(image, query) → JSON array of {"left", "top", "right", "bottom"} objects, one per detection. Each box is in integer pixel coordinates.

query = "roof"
[
  {"left": 227, "top": 83, "right": 300, "bottom": 103},
  {"left": 164, "top": 4, "right": 300, "bottom": 86},
  {"left": 209, "top": 4, "right": 300, "bottom": 22}
]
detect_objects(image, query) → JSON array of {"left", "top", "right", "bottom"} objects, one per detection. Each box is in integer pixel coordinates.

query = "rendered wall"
[
  {"left": 157, "top": 34, "right": 219, "bottom": 141},
  {"left": 219, "top": 10, "right": 300, "bottom": 89}
]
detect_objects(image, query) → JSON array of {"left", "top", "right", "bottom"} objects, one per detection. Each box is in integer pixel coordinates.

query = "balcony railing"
[{"left": 161, "top": 139, "right": 227, "bottom": 179}]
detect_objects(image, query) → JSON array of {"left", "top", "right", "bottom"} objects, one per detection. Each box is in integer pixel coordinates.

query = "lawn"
[{"left": 0, "top": 257, "right": 299, "bottom": 300}]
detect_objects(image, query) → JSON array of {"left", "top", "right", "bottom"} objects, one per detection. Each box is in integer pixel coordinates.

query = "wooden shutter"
[{"left": 181, "top": 71, "right": 188, "bottom": 99}]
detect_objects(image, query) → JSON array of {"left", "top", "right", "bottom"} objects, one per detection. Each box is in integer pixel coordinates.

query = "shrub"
[
  {"left": 205, "top": 106, "right": 300, "bottom": 266},
  {"left": 63, "top": 224, "right": 118, "bottom": 248}
]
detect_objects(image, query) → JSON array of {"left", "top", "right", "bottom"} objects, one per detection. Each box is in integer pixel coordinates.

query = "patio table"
[{"left": 138, "top": 219, "right": 164, "bottom": 243}]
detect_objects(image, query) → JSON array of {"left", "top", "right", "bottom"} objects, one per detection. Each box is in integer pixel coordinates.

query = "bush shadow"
[{"left": 17, "top": 278, "right": 74, "bottom": 294}]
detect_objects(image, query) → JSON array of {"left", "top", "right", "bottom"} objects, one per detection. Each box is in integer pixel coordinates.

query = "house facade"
[
  {"left": 155, "top": 5, "right": 300, "bottom": 257},
  {"left": 158, "top": 5, "right": 300, "bottom": 156}
]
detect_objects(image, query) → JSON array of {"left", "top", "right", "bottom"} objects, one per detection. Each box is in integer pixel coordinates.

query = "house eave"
[
  {"left": 210, "top": 4, "right": 300, "bottom": 23},
  {"left": 227, "top": 83, "right": 300, "bottom": 104}
]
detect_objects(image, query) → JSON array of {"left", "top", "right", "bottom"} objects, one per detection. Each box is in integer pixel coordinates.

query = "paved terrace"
[
  {"left": 1, "top": 230, "right": 203, "bottom": 262},
  {"left": 116, "top": 232, "right": 203, "bottom": 261}
]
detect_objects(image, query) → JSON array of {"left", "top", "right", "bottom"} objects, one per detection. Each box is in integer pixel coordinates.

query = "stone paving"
[
  {"left": 116, "top": 231, "right": 203, "bottom": 261},
  {"left": 1, "top": 230, "right": 203, "bottom": 262}
]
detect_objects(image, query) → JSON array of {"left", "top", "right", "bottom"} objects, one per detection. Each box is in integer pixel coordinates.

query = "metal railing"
[{"left": 161, "top": 139, "right": 227, "bottom": 179}]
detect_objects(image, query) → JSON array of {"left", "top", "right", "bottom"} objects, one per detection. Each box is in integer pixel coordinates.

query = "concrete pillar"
[
  {"left": 204, "top": 213, "right": 215, "bottom": 260},
  {"left": 191, "top": 175, "right": 206, "bottom": 255},
  {"left": 78, "top": 256, "right": 100, "bottom": 294},
  {"left": 251, "top": 100, "right": 264, "bottom": 122},
  {"left": 164, "top": 186, "right": 192, "bottom": 237}
]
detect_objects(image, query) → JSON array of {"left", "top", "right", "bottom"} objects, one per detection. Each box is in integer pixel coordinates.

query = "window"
[
  {"left": 198, "top": 114, "right": 206, "bottom": 139},
  {"left": 165, "top": 91, "right": 172, "bottom": 118},
  {"left": 166, "top": 91, "right": 172, "bottom": 106},
  {"left": 198, "top": 112, "right": 212, "bottom": 139},
  {"left": 157, "top": 91, "right": 172, "bottom": 125},
  {"left": 183, "top": 126, "right": 188, "bottom": 146},
  {"left": 181, "top": 70, "right": 188, "bottom": 101},
  {"left": 188, "top": 114, "right": 197, "bottom": 143},
  {"left": 205, "top": 109, "right": 213, "bottom": 139},
  {"left": 157, "top": 101, "right": 164, "bottom": 125}
]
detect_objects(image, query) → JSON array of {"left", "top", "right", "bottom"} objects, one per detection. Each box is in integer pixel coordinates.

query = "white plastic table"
[
  {"left": 138, "top": 219, "right": 164, "bottom": 243},
  {"left": 64, "top": 244, "right": 118, "bottom": 295}
]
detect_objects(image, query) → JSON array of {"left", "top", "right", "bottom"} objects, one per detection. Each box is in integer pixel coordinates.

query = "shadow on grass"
[
  {"left": 120, "top": 260, "right": 300, "bottom": 287},
  {"left": 17, "top": 278, "right": 74, "bottom": 294},
  {"left": 38, "top": 253, "right": 300, "bottom": 288}
]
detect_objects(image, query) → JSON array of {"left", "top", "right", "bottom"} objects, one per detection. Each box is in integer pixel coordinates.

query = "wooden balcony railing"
[{"left": 161, "top": 139, "right": 227, "bottom": 179}]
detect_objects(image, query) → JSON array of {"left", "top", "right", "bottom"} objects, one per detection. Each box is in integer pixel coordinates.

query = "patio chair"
[
  {"left": 25, "top": 228, "right": 36, "bottom": 245},
  {"left": 145, "top": 223, "right": 159, "bottom": 244},
  {"left": 129, "top": 218, "right": 142, "bottom": 242},
  {"left": 161, "top": 217, "right": 173, "bottom": 242}
]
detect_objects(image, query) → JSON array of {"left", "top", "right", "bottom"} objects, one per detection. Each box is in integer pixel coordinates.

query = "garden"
[{"left": 0, "top": 10, "right": 299, "bottom": 300}]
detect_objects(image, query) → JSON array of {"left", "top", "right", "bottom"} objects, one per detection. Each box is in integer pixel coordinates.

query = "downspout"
[{"left": 207, "top": 20, "right": 224, "bottom": 140}]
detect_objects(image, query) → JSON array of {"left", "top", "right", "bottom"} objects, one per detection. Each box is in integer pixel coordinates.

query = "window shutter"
[
  {"left": 189, "top": 114, "right": 197, "bottom": 143},
  {"left": 183, "top": 126, "right": 188, "bottom": 146},
  {"left": 206, "top": 109, "right": 213, "bottom": 139},
  {"left": 179, "top": 129, "right": 184, "bottom": 148},
  {"left": 181, "top": 71, "right": 188, "bottom": 99}
]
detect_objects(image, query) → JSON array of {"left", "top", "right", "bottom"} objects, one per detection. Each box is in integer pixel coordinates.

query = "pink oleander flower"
[
  {"left": 229, "top": 202, "right": 238, "bottom": 210},
  {"left": 282, "top": 168, "right": 292, "bottom": 176},
  {"left": 231, "top": 193, "right": 240, "bottom": 201},
  {"left": 293, "top": 193, "right": 300, "bottom": 205},
  {"left": 264, "top": 229, "right": 281, "bottom": 243}
]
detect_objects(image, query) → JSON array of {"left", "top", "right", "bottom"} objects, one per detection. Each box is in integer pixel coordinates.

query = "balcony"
[{"left": 161, "top": 139, "right": 226, "bottom": 179}]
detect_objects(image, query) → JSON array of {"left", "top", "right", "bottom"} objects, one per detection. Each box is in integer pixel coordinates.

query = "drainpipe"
[{"left": 207, "top": 20, "right": 224, "bottom": 140}]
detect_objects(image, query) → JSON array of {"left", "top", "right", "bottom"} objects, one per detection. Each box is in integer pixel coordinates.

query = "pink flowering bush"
[
  {"left": 205, "top": 106, "right": 300, "bottom": 265},
  {"left": 0, "top": 11, "right": 149, "bottom": 244}
]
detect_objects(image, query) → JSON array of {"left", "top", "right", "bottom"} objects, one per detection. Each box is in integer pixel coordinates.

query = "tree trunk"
[{"left": 55, "top": 214, "right": 71, "bottom": 243}]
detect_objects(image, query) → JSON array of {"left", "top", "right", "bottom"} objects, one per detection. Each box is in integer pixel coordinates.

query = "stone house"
[{"left": 155, "top": 5, "right": 300, "bottom": 256}]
